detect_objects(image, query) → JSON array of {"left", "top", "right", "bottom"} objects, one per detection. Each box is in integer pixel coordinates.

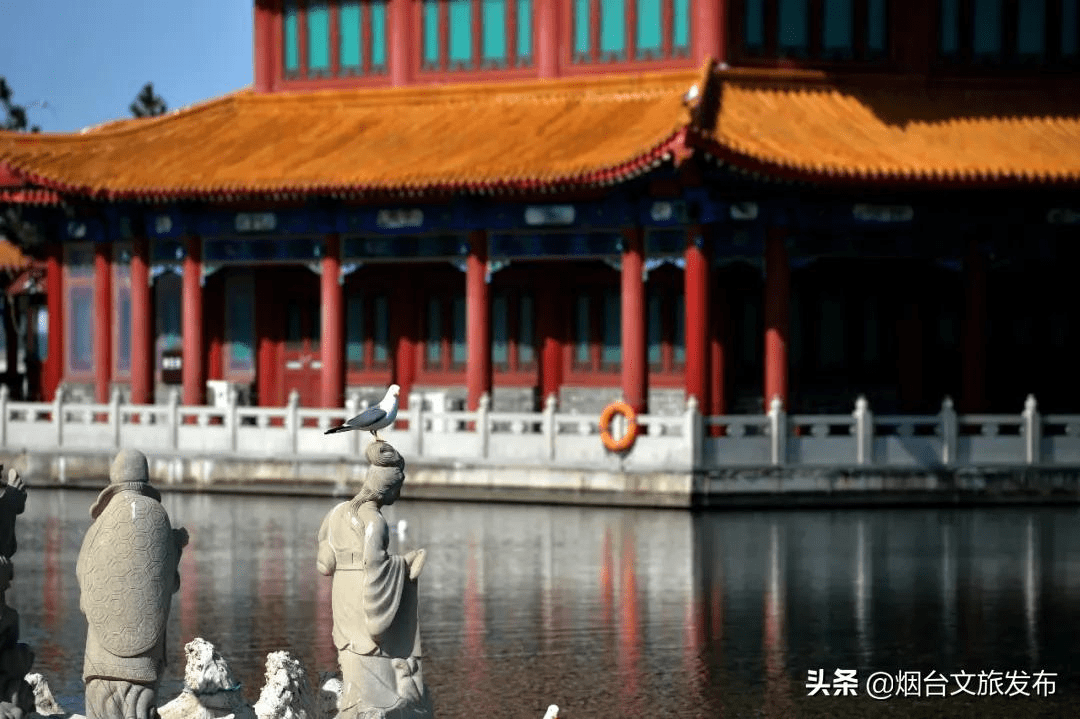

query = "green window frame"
[
  {"left": 307, "top": 1, "right": 331, "bottom": 75},
  {"left": 339, "top": 1, "right": 364, "bottom": 71},
  {"left": 575, "top": 0, "right": 691, "bottom": 64},
  {"left": 284, "top": 0, "right": 300, "bottom": 75},
  {"left": 421, "top": 0, "right": 533, "bottom": 73}
]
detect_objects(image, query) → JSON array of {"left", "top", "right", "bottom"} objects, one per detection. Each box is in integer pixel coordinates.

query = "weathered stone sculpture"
[
  {"left": 0, "top": 467, "right": 34, "bottom": 719},
  {"left": 0, "top": 468, "right": 26, "bottom": 562},
  {"left": 317, "top": 442, "right": 432, "bottom": 719},
  {"left": 77, "top": 449, "right": 189, "bottom": 719}
]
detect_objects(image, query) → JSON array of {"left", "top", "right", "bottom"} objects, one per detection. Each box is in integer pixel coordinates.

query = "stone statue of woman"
[
  {"left": 317, "top": 441, "right": 432, "bottom": 719},
  {"left": 77, "top": 449, "right": 188, "bottom": 719}
]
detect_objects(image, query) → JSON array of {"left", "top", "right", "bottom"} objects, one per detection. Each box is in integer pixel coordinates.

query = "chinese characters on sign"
[{"left": 806, "top": 669, "right": 1057, "bottom": 700}]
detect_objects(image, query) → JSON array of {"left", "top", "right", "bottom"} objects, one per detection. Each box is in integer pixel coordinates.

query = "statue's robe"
[
  {"left": 317, "top": 501, "right": 425, "bottom": 714},
  {"left": 77, "top": 483, "right": 181, "bottom": 719}
]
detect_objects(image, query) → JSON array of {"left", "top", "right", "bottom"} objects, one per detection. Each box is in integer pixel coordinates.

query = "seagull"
[{"left": 324, "top": 384, "right": 400, "bottom": 440}]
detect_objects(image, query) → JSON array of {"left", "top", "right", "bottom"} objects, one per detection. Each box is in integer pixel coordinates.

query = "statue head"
[
  {"left": 353, "top": 442, "right": 405, "bottom": 508},
  {"left": 109, "top": 449, "right": 150, "bottom": 485}
]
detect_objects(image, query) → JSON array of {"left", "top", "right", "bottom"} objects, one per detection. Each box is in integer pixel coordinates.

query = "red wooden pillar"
[
  {"left": 684, "top": 225, "right": 710, "bottom": 409},
  {"left": 320, "top": 234, "right": 345, "bottom": 408},
  {"left": 710, "top": 284, "right": 729, "bottom": 432},
  {"left": 256, "top": 270, "right": 279, "bottom": 407},
  {"left": 129, "top": 236, "right": 153, "bottom": 404},
  {"left": 389, "top": 0, "right": 411, "bottom": 86},
  {"left": 537, "top": 0, "right": 559, "bottom": 78},
  {"left": 466, "top": 230, "right": 491, "bottom": 411},
  {"left": 898, "top": 299, "right": 923, "bottom": 411},
  {"left": 695, "top": 0, "right": 726, "bottom": 65},
  {"left": 538, "top": 285, "right": 563, "bottom": 406},
  {"left": 253, "top": 0, "right": 274, "bottom": 92},
  {"left": 621, "top": 228, "right": 647, "bottom": 413},
  {"left": 93, "top": 244, "right": 112, "bottom": 403},
  {"left": 962, "top": 238, "right": 987, "bottom": 412},
  {"left": 182, "top": 235, "right": 204, "bottom": 406},
  {"left": 44, "top": 243, "right": 64, "bottom": 401},
  {"left": 764, "top": 227, "right": 790, "bottom": 412},
  {"left": 393, "top": 279, "right": 418, "bottom": 409}
]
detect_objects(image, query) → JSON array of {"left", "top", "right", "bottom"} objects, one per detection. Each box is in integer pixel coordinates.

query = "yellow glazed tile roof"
[
  {"left": 0, "top": 70, "right": 699, "bottom": 201},
  {"left": 693, "top": 68, "right": 1080, "bottom": 184},
  {"left": 3, "top": 65, "right": 1080, "bottom": 201}
]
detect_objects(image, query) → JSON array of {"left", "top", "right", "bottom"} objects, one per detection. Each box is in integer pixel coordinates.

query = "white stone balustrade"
[{"left": 0, "top": 388, "right": 1075, "bottom": 473}]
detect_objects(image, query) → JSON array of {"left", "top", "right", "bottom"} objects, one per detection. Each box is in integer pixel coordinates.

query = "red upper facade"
[{"left": 254, "top": 0, "right": 1080, "bottom": 93}]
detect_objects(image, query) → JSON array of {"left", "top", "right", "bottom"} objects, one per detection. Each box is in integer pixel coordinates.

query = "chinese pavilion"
[{"left": 1, "top": 0, "right": 1079, "bottom": 417}]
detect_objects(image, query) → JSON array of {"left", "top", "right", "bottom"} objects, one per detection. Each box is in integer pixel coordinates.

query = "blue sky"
[{"left": 0, "top": 0, "right": 253, "bottom": 133}]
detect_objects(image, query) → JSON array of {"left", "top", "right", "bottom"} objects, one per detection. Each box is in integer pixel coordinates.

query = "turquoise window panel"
[
  {"left": 483, "top": 0, "right": 507, "bottom": 64},
  {"left": 637, "top": 0, "right": 662, "bottom": 58},
  {"left": 35, "top": 308, "right": 47, "bottom": 363},
  {"left": 517, "top": 0, "right": 532, "bottom": 62},
  {"left": 647, "top": 293, "right": 662, "bottom": 364},
  {"left": 745, "top": 0, "right": 765, "bottom": 49},
  {"left": 371, "top": 1, "right": 387, "bottom": 68},
  {"left": 575, "top": 296, "right": 590, "bottom": 364},
  {"left": 973, "top": 0, "right": 1002, "bottom": 57},
  {"left": 116, "top": 286, "right": 132, "bottom": 372},
  {"left": 339, "top": 1, "right": 362, "bottom": 70},
  {"left": 778, "top": 0, "right": 808, "bottom": 53},
  {"left": 307, "top": 1, "right": 330, "bottom": 73},
  {"left": 225, "top": 274, "right": 254, "bottom": 371},
  {"left": 1065, "top": 0, "right": 1079, "bottom": 56},
  {"left": 1017, "top": 0, "right": 1045, "bottom": 57},
  {"left": 867, "top": 0, "right": 887, "bottom": 53},
  {"left": 373, "top": 295, "right": 389, "bottom": 362},
  {"left": 423, "top": 0, "right": 440, "bottom": 67},
  {"left": 452, "top": 297, "right": 467, "bottom": 365},
  {"left": 823, "top": 0, "right": 853, "bottom": 53},
  {"left": 155, "top": 273, "right": 182, "bottom": 352},
  {"left": 449, "top": 0, "right": 474, "bottom": 67},
  {"left": 600, "top": 0, "right": 626, "bottom": 58},
  {"left": 601, "top": 289, "right": 621, "bottom": 365},
  {"left": 426, "top": 298, "right": 442, "bottom": 364},
  {"left": 939, "top": 0, "right": 959, "bottom": 55},
  {"left": 346, "top": 295, "right": 364, "bottom": 367},
  {"left": 574, "top": 0, "right": 590, "bottom": 59},
  {"left": 673, "top": 0, "right": 690, "bottom": 51},
  {"left": 674, "top": 293, "right": 685, "bottom": 364},
  {"left": 519, "top": 294, "right": 535, "bottom": 364},
  {"left": 284, "top": 0, "right": 299, "bottom": 73},
  {"left": 69, "top": 286, "right": 93, "bottom": 374},
  {"left": 492, "top": 293, "right": 509, "bottom": 365}
]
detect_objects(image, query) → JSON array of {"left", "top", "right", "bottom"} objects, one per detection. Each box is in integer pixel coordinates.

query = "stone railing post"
[
  {"left": 1023, "top": 394, "right": 1041, "bottom": 465},
  {"left": 287, "top": 389, "right": 300, "bottom": 455},
  {"left": 53, "top": 386, "right": 65, "bottom": 448},
  {"left": 409, "top": 392, "right": 424, "bottom": 457},
  {"left": 0, "top": 384, "right": 8, "bottom": 449},
  {"left": 685, "top": 395, "right": 703, "bottom": 469},
  {"left": 543, "top": 393, "right": 557, "bottom": 461},
  {"left": 854, "top": 395, "right": 873, "bottom": 465},
  {"left": 227, "top": 385, "right": 239, "bottom": 452},
  {"left": 168, "top": 387, "right": 180, "bottom": 451},
  {"left": 768, "top": 395, "right": 786, "bottom": 466},
  {"left": 478, "top": 393, "right": 491, "bottom": 459},
  {"left": 940, "top": 396, "right": 957, "bottom": 466},
  {"left": 110, "top": 387, "right": 122, "bottom": 448}
]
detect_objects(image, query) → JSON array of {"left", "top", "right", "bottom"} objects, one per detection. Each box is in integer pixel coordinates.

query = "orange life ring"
[{"left": 599, "top": 401, "right": 638, "bottom": 453}]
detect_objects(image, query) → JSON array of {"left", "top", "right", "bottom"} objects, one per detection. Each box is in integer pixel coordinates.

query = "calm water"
[{"left": 9, "top": 489, "right": 1080, "bottom": 718}]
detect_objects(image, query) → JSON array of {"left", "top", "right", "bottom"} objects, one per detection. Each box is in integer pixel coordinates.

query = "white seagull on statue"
[{"left": 324, "top": 384, "right": 400, "bottom": 440}]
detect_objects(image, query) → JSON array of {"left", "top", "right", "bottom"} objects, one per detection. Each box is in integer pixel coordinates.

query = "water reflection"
[{"left": 8, "top": 490, "right": 1080, "bottom": 717}]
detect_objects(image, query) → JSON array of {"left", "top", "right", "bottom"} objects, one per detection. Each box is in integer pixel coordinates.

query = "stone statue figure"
[
  {"left": 317, "top": 442, "right": 432, "bottom": 719},
  {"left": 0, "top": 467, "right": 27, "bottom": 560},
  {"left": 0, "top": 466, "right": 32, "bottom": 719},
  {"left": 77, "top": 449, "right": 189, "bottom": 719}
]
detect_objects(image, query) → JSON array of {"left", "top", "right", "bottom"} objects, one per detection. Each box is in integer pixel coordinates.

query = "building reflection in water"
[{"left": 8, "top": 491, "right": 1080, "bottom": 718}]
